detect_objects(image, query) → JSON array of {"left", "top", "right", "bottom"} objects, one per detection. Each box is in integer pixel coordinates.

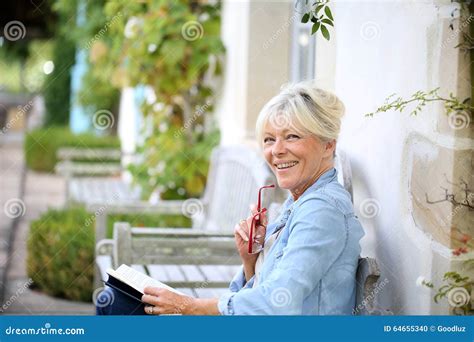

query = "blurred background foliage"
[{"left": 51, "top": 0, "right": 225, "bottom": 200}]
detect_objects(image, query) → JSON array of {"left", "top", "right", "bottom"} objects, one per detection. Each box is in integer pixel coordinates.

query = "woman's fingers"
[
  {"left": 234, "top": 222, "right": 249, "bottom": 242},
  {"left": 142, "top": 294, "right": 158, "bottom": 306},
  {"left": 249, "top": 203, "right": 268, "bottom": 226},
  {"left": 144, "top": 286, "right": 162, "bottom": 296}
]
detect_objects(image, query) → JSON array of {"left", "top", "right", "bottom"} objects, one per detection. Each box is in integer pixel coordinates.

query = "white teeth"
[{"left": 276, "top": 161, "right": 298, "bottom": 169}]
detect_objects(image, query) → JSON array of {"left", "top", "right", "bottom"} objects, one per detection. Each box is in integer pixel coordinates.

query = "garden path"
[{"left": 0, "top": 131, "right": 94, "bottom": 315}]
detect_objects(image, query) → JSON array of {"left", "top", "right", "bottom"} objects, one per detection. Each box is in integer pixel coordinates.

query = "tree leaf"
[
  {"left": 315, "top": 4, "right": 325, "bottom": 14},
  {"left": 324, "top": 6, "right": 334, "bottom": 21},
  {"left": 311, "top": 22, "right": 321, "bottom": 35},
  {"left": 302, "top": 13, "right": 310, "bottom": 23},
  {"left": 321, "top": 18, "right": 333, "bottom": 26},
  {"left": 321, "top": 24, "right": 330, "bottom": 40}
]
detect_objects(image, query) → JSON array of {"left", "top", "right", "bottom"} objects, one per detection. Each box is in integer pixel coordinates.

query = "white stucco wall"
[{"left": 324, "top": 0, "right": 468, "bottom": 314}]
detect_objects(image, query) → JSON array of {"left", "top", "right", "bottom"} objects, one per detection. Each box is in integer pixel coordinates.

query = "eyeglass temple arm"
[
  {"left": 248, "top": 208, "right": 268, "bottom": 254},
  {"left": 257, "top": 184, "right": 275, "bottom": 212}
]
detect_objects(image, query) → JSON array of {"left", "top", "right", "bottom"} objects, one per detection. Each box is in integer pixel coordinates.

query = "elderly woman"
[{"left": 97, "top": 81, "right": 364, "bottom": 315}]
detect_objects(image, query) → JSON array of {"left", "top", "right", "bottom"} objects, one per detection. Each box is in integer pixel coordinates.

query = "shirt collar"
[{"left": 283, "top": 167, "right": 337, "bottom": 209}]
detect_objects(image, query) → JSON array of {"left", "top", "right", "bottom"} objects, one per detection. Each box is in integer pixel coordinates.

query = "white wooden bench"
[{"left": 55, "top": 147, "right": 141, "bottom": 205}]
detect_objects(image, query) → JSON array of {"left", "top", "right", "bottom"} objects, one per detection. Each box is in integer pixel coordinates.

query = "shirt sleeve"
[
  {"left": 218, "top": 197, "right": 348, "bottom": 315},
  {"left": 228, "top": 266, "right": 255, "bottom": 292}
]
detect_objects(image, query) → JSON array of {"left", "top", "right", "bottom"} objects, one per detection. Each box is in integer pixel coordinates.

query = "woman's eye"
[
  {"left": 263, "top": 137, "right": 274, "bottom": 144},
  {"left": 286, "top": 134, "right": 300, "bottom": 140}
]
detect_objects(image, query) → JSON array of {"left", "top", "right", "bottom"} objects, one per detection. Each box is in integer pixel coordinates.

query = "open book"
[{"left": 105, "top": 264, "right": 183, "bottom": 302}]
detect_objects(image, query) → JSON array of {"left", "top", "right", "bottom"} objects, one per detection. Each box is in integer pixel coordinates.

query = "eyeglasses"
[{"left": 248, "top": 184, "right": 275, "bottom": 254}]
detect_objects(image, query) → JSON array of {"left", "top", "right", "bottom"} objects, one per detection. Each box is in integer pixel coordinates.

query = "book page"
[{"left": 107, "top": 265, "right": 183, "bottom": 295}]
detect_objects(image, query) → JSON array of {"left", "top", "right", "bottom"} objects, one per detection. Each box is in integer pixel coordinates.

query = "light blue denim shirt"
[{"left": 218, "top": 168, "right": 365, "bottom": 315}]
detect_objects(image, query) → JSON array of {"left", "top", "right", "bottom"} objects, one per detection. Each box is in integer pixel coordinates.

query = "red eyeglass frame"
[{"left": 248, "top": 184, "right": 275, "bottom": 254}]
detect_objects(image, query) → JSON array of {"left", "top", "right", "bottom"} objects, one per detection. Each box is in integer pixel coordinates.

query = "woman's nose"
[{"left": 272, "top": 138, "right": 287, "bottom": 156}]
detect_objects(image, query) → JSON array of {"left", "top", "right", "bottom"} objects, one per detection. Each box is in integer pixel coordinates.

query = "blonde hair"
[{"left": 255, "top": 81, "right": 345, "bottom": 145}]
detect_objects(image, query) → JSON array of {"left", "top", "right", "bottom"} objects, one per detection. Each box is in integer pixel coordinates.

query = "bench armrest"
[{"left": 96, "top": 238, "right": 114, "bottom": 258}]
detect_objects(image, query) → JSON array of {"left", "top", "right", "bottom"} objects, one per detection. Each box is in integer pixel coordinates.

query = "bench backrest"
[{"left": 113, "top": 223, "right": 240, "bottom": 267}]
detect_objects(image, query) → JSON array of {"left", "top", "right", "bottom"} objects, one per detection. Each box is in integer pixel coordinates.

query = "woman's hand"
[
  {"left": 142, "top": 287, "right": 220, "bottom": 315},
  {"left": 234, "top": 204, "right": 268, "bottom": 280},
  {"left": 142, "top": 287, "right": 195, "bottom": 315}
]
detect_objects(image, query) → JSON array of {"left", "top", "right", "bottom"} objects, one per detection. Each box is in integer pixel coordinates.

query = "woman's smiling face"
[{"left": 262, "top": 120, "right": 335, "bottom": 200}]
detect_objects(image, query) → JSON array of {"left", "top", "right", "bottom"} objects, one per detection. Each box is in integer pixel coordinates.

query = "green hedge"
[
  {"left": 27, "top": 207, "right": 94, "bottom": 302},
  {"left": 27, "top": 207, "right": 192, "bottom": 302},
  {"left": 25, "top": 126, "right": 121, "bottom": 173}
]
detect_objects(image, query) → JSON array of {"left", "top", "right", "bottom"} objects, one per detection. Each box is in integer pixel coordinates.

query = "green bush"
[
  {"left": 106, "top": 213, "right": 192, "bottom": 239},
  {"left": 27, "top": 207, "right": 94, "bottom": 302},
  {"left": 25, "top": 126, "right": 121, "bottom": 172}
]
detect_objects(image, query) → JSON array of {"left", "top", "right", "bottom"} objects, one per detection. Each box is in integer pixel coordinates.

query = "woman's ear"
[{"left": 324, "top": 139, "right": 336, "bottom": 158}]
